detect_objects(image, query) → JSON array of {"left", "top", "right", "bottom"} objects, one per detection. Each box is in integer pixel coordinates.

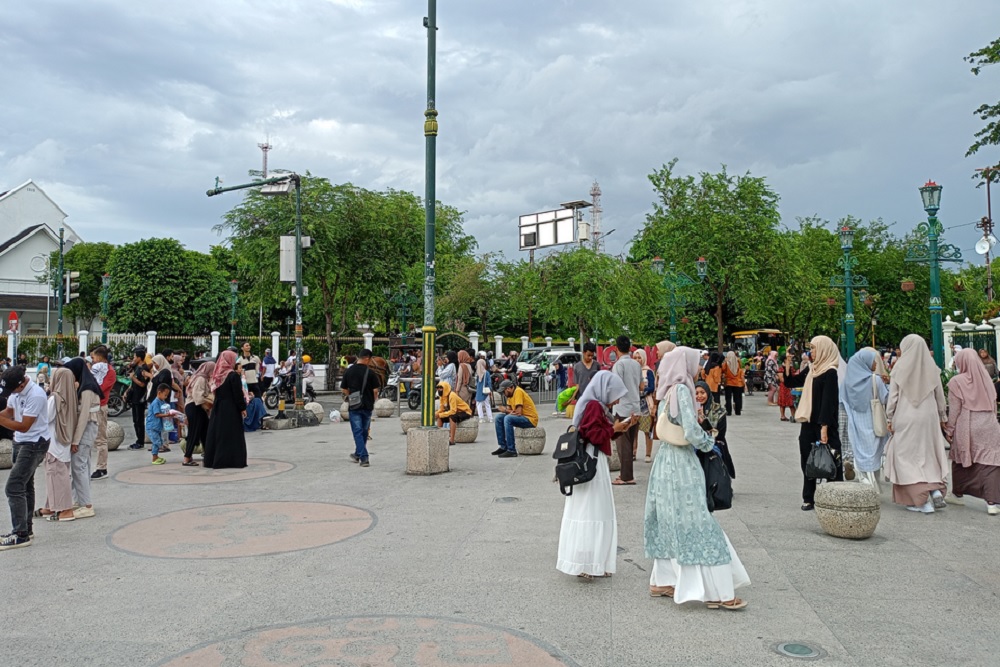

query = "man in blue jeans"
[
  {"left": 340, "top": 349, "right": 381, "bottom": 467},
  {"left": 493, "top": 380, "right": 538, "bottom": 458},
  {"left": 0, "top": 366, "right": 50, "bottom": 550}
]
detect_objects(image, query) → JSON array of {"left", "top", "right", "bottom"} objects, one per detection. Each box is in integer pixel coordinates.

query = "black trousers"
[
  {"left": 130, "top": 402, "right": 145, "bottom": 444},
  {"left": 247, "top": 382, "right": 262, "bottom": 399},
  {"left": 185, "top": 403, "right": 209, "bottom": 459},
  {"left": 724, "top": 386, "right": 743, "bottom": 416},
  {"left": 798, "top": 423, "right": 844, "bottom": 504}
]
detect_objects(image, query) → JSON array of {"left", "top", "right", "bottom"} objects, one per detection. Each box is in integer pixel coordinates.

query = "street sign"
[{"left": 8, "top": 311, "right": 18, "bottom": 334}]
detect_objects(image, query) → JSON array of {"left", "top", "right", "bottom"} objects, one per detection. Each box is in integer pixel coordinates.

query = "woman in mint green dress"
[{"left": 645, "top": 346, "right": 750, "bottom": 609}]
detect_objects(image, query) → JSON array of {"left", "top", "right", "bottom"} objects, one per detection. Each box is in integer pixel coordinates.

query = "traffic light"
[{"left": 65, "top": 271, "right": 81, "bottom": 304}]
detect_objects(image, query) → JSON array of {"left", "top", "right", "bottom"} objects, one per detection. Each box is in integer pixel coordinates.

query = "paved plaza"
[{"left": 4, "top": 393, "right": 1000, "bottom": 666}]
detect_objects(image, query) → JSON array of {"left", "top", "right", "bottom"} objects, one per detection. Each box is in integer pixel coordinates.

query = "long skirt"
[
  {"left": 556, "top": 447, "right": 618, "bottom": 577},
  {"left": 650, "top": 533, "right": 751, "bottom": 604},
  {"left": 44, "top": 453, "right": 73, "bottom": 513},
  {"left": 952, "top": 461, "right": 1000, "bottom": 505}
]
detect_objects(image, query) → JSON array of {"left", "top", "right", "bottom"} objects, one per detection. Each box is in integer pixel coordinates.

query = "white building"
[{"left": 0, "top": 180, "right": 83, "bottom": 334}]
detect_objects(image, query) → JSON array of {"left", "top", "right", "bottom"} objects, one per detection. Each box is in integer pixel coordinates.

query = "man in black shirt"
[
  {"left": 340, "top": 349, "right": 380, "bottom": 467},
  {"left": 127, "top": 347, "right": 150, "bottom": 449}
]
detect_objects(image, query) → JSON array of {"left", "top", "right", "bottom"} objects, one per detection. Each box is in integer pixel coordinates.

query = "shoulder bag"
[
  {"left": 348, "top": 365, "right": 371, "bottom": 411},
  {"left": 552, "top": 428, "right": 598, "bottom": 496},
  {"left": 870, "top": 375, "right": 888, "bottom": 437},
  {"left": 656, "top": 388, "right": 690, "bottom": 447}
]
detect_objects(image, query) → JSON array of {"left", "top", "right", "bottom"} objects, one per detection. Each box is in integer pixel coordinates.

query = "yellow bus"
[{"left": 730, "top": 329, "right": 785, "bottom": 356}]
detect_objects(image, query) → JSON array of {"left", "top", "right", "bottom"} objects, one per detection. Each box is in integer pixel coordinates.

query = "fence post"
[
  {"left": 146, "top": 331, "right": 157, "bottom": 357},
  {"left": 6, "top": 330, "right": 14, "bottom": 363},
  {"left": 78, "top": 330, "right": 89, "bottom": 355},
  {"left": 271, "top": 331, "right": 281, "bottom": 363},
  {"left": 210, "top": 331, "right": 220, "bottom": 358},
  {"left": 521, "top": 336, "right": 529, "bottom": 352},
  {"left": 568, "top": 337, "right": 575, "bottom": 352},
  {"left": 363, "top": 332, "right": 374, "bottom": 351},
  {"left": 469, "top": 331, "right": 479, "bottom": 353},
  {"left": 544, "top": 336, "right": 552, "bottom": 349},
  {"left": 942, "top": 317, "right": 958, "bottom": 369},
  {"left": 494, "top": 335, "right": 503, "bottom": 358}
]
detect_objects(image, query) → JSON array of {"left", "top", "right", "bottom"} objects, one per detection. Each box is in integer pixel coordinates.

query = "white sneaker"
[
  {"left": 945, "top": 494, "right": 965, "bottom": 506},
  {"left": 479, "top": 418, "right": 485, "bottom": 423},
  {"left": 905, "top": 499, "right": 935, "bottom": 514},
  {"left": 987, "top": 504, "right": 999, "bottom": 515},
  {"left": 931, "top": 490, "right": 946, "bottom": 509}
]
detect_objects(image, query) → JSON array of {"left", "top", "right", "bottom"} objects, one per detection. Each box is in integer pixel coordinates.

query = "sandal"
[
  {"left": 650, "top": 585, "right": 674, "bottom": 598},
  {"left": 33, "top": 508, "right": 53, "bottom": 518},
  {"left": 46, "top": 512, "right": 75, "bottom": 522},
  {"left": 612, "top": 478, "right": 636, "bottom": 486},
  {"left": 182, "top": 460, "right": 200, "bottom": 467},
  {"left": 577, "top": 573, "right": 594, "bottom": 582},
  {"left": 160, "top": 446, "right": 171, "bottom": 453},
  {"left": 706, "top": 598, "right": 747, "bottom": 610}
]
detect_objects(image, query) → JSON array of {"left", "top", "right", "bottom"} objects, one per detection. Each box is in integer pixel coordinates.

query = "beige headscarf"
[
  {"left": 655, "top": 340, "right": 676, "bottom": 368},
  {"left": 725, "top": 351, "right": 740, "bottom": 375},
  {"left": 50, "top": 367, "right": 78, "bottom": 444},
  {"left": 795, "top": 335, "right": 840, "bottom": 423},
  {"left": 633, "top": 348, "right": 651, "bottom": 371},
  {"left": 868, "top": 347, "right": 890, "bottom": 379},
  {"left": 890, "top": 333, "right": 941, "bottom": 407}
]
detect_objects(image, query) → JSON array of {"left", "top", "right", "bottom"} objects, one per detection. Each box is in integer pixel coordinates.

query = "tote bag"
[
  {"left": 656, "top": 389, "right": 690, "bottom": 447},
  {"left": 870, "top": 375, "right": 889, "bottom": 437}
]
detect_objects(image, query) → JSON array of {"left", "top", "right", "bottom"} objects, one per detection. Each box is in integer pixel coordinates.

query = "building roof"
[
  {"left": 0, "top": 294, "right": 50, "bottom": 311},
  {"left": 0, "top": 224, "right": 46, "bottom": 256},
  {"left": 0, "top": 180, "right": 69, "bottom": 219}
]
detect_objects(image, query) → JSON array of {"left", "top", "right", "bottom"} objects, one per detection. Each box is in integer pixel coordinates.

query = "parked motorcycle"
[
  {"left": 107, "top": 364, "right": 131, "bottom": 417},
  {"left": 264, "top": 373, "right": 316, "bottom": 409}
]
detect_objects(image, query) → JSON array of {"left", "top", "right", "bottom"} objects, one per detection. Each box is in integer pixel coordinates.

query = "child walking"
[{"left": 147, "top": 384, "right": 172, "bottom": 465}]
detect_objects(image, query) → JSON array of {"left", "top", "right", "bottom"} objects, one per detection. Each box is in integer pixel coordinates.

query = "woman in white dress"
[
  {"left": 842, "top": 348, "right": 890, "bottom": 489},
  {"left": 645, "top": 346, "right": 750, "bottom": 609},
  {"left": 557, "top": 371, "right": 630, "bottom": 581}
]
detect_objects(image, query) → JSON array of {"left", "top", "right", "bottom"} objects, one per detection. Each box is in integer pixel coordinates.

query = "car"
[{"left": 515, "top": 348, "right": 581, "bottom": 391}]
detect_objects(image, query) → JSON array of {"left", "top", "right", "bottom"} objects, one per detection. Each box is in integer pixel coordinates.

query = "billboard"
[{"left": 519, "top": 208, "right": 577, "bottom": 251}]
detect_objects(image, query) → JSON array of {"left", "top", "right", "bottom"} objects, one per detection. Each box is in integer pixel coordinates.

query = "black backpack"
[
  {"left": 697, "top": 449, "right": 733, "bottom": 512},
  {"left": 553, "top": 429, "right": 598, "bottom": 496}
]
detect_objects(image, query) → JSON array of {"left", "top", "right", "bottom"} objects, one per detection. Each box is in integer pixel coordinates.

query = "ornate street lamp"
[
  {"left": 830, "top": 225, "right": 867, "bottom": 357},
  {"left": 906, "top": 180, "right": 962, "bottom": 368},
  {"left": 651, "top": 256, "right": 708, "bottom": 343},
  {"left": 387, "top": 283, "right": 420, "bottom": 334},
  {"left": 229, "top": 280, "right": 239, "bottom": 348},
  {"left": 100, "top": 273, "right": 111, "bottom": 344}
]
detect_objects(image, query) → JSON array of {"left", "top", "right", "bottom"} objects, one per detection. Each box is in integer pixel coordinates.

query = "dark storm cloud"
[{"left": 1, "top": 0, "right": 998, "bottom": 261}]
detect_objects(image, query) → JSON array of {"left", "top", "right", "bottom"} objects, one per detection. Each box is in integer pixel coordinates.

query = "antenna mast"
[
  {"left": 590, "top": 180, "right": 602, "bottom": 252},
  {"left": 258, "top": 138, "right": 272, "bottom": 178}
]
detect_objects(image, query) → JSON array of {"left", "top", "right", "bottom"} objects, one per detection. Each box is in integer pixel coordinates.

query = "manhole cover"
[
  {"left": 773, "top": 642, "right": 824, "bottom": 660},
  {"left": 494, "top": 497, "right": 521, "bottom": 503}
]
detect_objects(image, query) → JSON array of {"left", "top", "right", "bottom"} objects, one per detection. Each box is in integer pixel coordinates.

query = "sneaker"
[
  {"left": 128, "top": 443, "right": 144, "bottom": 450},
  {"left": 491, "top": 447, "right": 505, "bottom": 456},
  {"left": 479, "top": 417, "right": 485, "bottom": 423},
  {"left": 906, "top": 499, "right": 935, "bottom": 514},
  {"left": 931, "top": 490, "right": 946, "bottom": 509},
  {"left": 0, "top": 533, "right": 31, "bottom": 551},
  {"left": 945, "top": 494, "right": 965, "bottom": 506},
  {"left": 987, "top": 504, "right": 999, "bottom": 515},
  {"left": 73, "top": 506, "right": 96, "bottom": 519},
  {"left": 498, "top": 450, "right": 518, "bottom": 458},
  {"left": 90, "top": 469, "right": 108, "bottom": 480},
  {"left": 360, "top": 459, "right": 370, "bottom": 467},
  {"left": 349, "top": 454, "right": 360, "bottom": 463},
  {"left": 151, "top": 458, "right": 166, "bottom": 465}
]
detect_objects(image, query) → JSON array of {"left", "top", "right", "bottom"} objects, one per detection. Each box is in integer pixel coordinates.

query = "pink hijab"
[
  {"left": 211, "top": 350, "right": 237, "bottom": 391},
  {"left": 949, "top": 348, "right": 997, "bottom": 412},
  {"left": 656, "top": 346, "right": 701, "bottom": 417}
]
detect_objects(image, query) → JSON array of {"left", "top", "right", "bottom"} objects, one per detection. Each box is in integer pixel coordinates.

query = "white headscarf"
[
  {"left": 890, "top": 334, "right": 941, "bottom": 407},
  {"left": 572, "top": 370, "right": 627, "bottom": 428}
]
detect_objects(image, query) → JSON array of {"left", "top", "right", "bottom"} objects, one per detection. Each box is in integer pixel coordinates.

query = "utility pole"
[
  {"left": 420, "top": 0, "right": 439, "bottom": 429},
  {"left": 977, "top": 165, "right": 997, "bottom": 302}
]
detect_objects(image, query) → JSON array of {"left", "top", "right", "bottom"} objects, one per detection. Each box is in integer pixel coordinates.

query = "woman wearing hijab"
[
  {"left": 64, "top": 357, "right": 102, "bottom": 519},
  {"left": 456, "top": 350, "right": 475, "bottom": 406},
  {"left": 183, "top": 361, "right": 215, "bottom": 466},
  {"left": 645, "top": 347, "right": 749, "bottom": 609},
  {"left": 147, "top": 354, "right": 178, "bottom": 452},
  {"left": 558, "top": 371, "right": 628, "bottom": 581},
  {"left": 977, "top": 348, "right": 998, "bottom": 382},
  {"left": 782, "top": 336, "right": 842, "bottom": 511},
  {"left": 475, "top": 355, "right": 493, "bottom": 423},
  {"left": 633, "top": 349, "right": 656, "bottom": 463},
  {"left": 439, "top": 351, "right": 458, "bottom": 388},
  {"left": 764, "top": 351, "right": 779, "bottom": 406},
  {"left": 701, "top": 351, "right": 724, "bottom": 403},
  {"left": 203, "top": 350, "right": 248, "bottom": 469},
  {"left": 434, "top": 381, "right": 472, "bottom": 446},
  {"left": 694, "top": 380, "right": 736, "bottom": 480},
  {"left": 945, "top": 348, "right": 1000, "bottom": 514},
  {"left": 885, "top": 334, "right": 949, "bottom": 513},
  {"left": 841, "top": 348, "right": 889, "bottom": 489},
  {"left": 776, "top": 352, "right": 798, "bottom": 422},
  {"left": 722, "top": 351, "right": 745, "bottom": 417},
  {"left": 40, "top": 368, "right": 77, "bottom": 521},
  {"left": 261, "top": 348, "right": 277, "bottom": 395}
]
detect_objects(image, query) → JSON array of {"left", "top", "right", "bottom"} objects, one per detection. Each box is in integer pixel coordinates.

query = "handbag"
[
  {"left": 870, "top": 375, "right": 888, "bottom": 437},
  {"left": 552, "top": 428, "right": 599, "bottom": 496},
  {"left": 697, "top": 449, "right": 733, "bottom": 512},
  {"left": 347, "top": 365, "right": 371, "bottom": 411},
  {"left": 656, "top": 389, "right": 690, "bottom": 446},
  {"left": 805, "top": 441, "right": 837, "bottom": 480}
]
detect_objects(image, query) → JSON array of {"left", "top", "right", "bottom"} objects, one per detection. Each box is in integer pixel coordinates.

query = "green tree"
[
  {"left": 965, "top": 37, "right": 1000, "bottom": 169},
  {"left": 534, "top": 247, "right": 623, "bottom": 342},
  {"left": 630, "top": 160, "right": 783, "bottom": 350},
  {"left": 437, "top": 253, "right": 502, "bottom": 338},
  {"left": 48, "top": 241, "right": 115, "bottom": 328}
]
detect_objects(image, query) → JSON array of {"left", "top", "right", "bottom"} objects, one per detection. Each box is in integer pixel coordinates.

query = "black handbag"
[
  {"left": 805, "top": 441, "right": 837, "bottom": 480},
  {"left": 552, "top": 429, "right": 598, "bottom": 496},
  {"left": 698, "top": 449, "right": 733, "bottom": 512}
]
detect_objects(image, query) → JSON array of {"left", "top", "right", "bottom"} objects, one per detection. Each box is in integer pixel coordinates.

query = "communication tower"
[{"left": 590, "top": 180, "right": 603, "bottom": 252}]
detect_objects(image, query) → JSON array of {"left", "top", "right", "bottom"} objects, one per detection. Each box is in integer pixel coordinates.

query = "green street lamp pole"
[
  {"left": 651, "top": 256, "right": 707, "bottom": 343},
  {"left": 906, "top": 181, "right": 962, "bottom": 368},
  {"left": 420, "top": 0, "right": 439, "bottom": 428},
  {"left": 100, "top": 273, "right": 111, "bottom": 344},
  {"left": 386, "top": 283, "right": 420, "bottom": 333},
  {"left": 830, "top": 226, "right": 867, "bottom": 358},
  {"left": 207, "top": 173, "right": 305, "bottom": 406},
  {"left": 229, "top": 280, "right": 239, "bottom": 348}
]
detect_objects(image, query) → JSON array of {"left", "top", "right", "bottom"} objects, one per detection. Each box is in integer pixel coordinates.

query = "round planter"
[
  {"left": 0, "top": 439, "right": 12, "bottom": 469},
  {"left": 454, "top": 419, "right": 479, "bottom": 443},
  {"left": 400, "top": 411, "right": 422, "bottom": 435},
  {"left": 515, "top": 427, "right": 546, "bottom": 455},
  {"left": 814, "top": 481, "right": 880, "bottom": 539},
  {"left": 107, "top": 421, "right": 125, "bottom": 451},
  {"left": 374, "top": 398, "right": 395, "bottom": 418},
  {"left": 304, "top": 402, "right": 325, "bottom": 423}
]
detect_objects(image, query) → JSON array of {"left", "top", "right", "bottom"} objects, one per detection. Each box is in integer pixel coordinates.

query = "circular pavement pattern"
[
  {"left": 110, "top": 502, "right": 374, "bottom": 559},
  {"left": 115, "top": 458, "right": 294, "bottom": 485},
  {"left": 157, "top": 615, "right": 580, "bottom": 666}
]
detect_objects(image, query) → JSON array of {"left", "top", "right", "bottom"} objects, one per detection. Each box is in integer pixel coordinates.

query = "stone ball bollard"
[
  {"left": 454, "top": 418, "right": 479, "bottom": 443},
  {"left": 814, "top": 481, "right": 881, "bottom": 539},
  {"left": 374, "top": 398, "right": 395, "bottom": 418},
  {"left": 304, "top": 402, "right": 325, "bottom": 423},
  {"left": 607, "top": 444, "right": 621, "bottom": 472},
  {"left": 339, "top": 401, "right": 351, "bottom": 421},
  {"left": 400, "top": 411, "right": 422, "bottom": 434},
  {"left": 514, "top": 427, "right": 546, "bottom": 455},
  {"left": 0, "top": 439, "right": 12, "bottom": 470},
  {"left": 107, "top": 421, "right": 125, "bottom": 451}
]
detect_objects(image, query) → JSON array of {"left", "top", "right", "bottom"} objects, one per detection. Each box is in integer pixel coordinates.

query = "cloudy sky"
[{"left": 3, "top": 0, "right": 999, "bottom": 265}]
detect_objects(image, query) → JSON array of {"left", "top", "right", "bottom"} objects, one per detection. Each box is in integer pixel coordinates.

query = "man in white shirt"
[
  {"left": 0, "top": 366, "right": 50, "bottom": 550},
  {"left": 237, "top": 342, "right": 264, "bottom": 398},
  {"left": 611, "top": 335, "right": 642, "bottom": 486}
]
